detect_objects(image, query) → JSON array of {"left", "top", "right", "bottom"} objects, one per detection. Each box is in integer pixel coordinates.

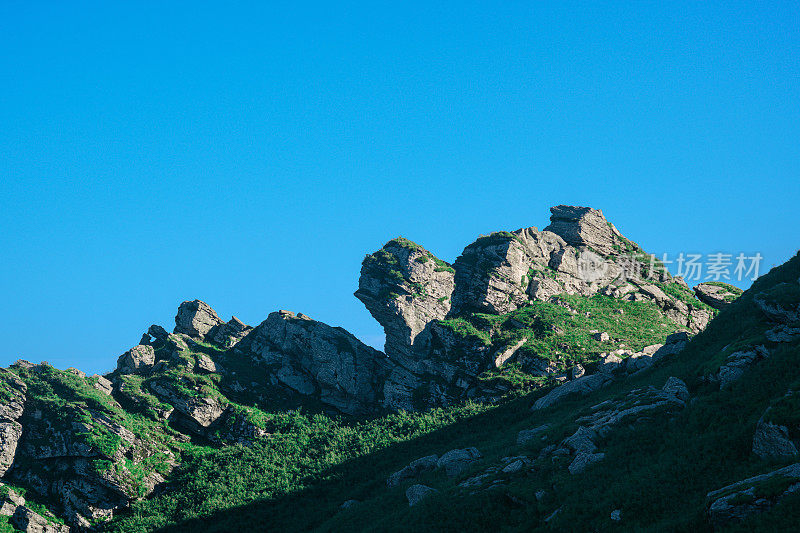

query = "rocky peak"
[
  {"left": 355, "top": 237, "right": 455, "bottom": 359},
  {"left": 544, "top": 205, "right": 629, "bottom": 256},
  {"left": 235, "top": 310, "right": 389, "bottom": 415},
  {"left": 174, "top": 299, "right": 224, "bottom": 340},
  {"left": 450, "top": 227, "right": 566, "bottom": 315}
]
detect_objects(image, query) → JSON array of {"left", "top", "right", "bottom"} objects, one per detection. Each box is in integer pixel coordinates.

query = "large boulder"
[
  {"left": 437, "top": 447, "right": 482, "bottom": 477},
  {"left": 174, "top": 300, "right": 224, "bottom": 339},
  {"left": 355, "top": 238, "right": 455, "bottom": 360},
  {"left": 405, "top": 484, "right": 438, "bottom": 506},
  {"left": 694, "top": 282, "right": 743, "bottom": 310},
  {"left": 752, "top": 420, "right": 798, "bottom": 459},
  {"left": 211, "top": 316, "right": 252, "bottom": 347},
  {"left": 116, "top": 345, "right": 155, "bottom": 374},
  {"left": 386, "top": 455, "right": 439, "bottom": 488},
  {"left": 235, "top": 310, "right": 389, "bottom": 415}
]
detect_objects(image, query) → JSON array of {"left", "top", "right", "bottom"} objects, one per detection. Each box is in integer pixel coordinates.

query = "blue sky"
[{"left": 1, "top": 2, "right": 798, "bottom": 374}]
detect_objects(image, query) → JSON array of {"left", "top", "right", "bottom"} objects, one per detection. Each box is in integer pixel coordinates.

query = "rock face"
[
  {"left": 174, "top": 300, "right": 225, "bottom": 339},
  {"left": 211, "top": 316, "right": 252, "bottom": 347},
  {"left": 0, "top": 370, "right": 26, "bottom": 476},
  {"left": 752, "top": 421, "right": 798, "bottom": 459},
  {"left": 694, "top": 282, "right": 743, "bottom": 310},
  {"left": 355, "top": 238, "right": 455, "bottom": 359},
  {"left": 116, "top": 345, "right": 155, "bottom": 374},
  {"left": 354, "top": 206, "right": 712, "bottom": 410},
  {"left": 235, "top": 310, "right": 388, "bottom": 415}
]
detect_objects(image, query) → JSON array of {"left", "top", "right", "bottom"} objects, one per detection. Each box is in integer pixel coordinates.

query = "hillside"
[{"left": 2, "top": 205, "right": 796, "bottom": 532}]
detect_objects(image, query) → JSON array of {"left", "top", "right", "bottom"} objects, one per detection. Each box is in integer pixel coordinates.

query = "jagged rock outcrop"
[
  {"left": 211, "top": 316, "right": 252, "bottom": 347},
  {"left": 355, "top": 237, "right": 455, "bottom": 359},
  {"left": 174, "top": 299, "right": 225, "bottom": 340},
  {"left": 116, "top": 344, "right": 155, "bottom": 374},
  {"left": 0, "top": 370, "right": 26, "bottom": 477},
  {"left": 694, "top": 282, "right": 743, "bottom": 310},
  {"left": 235, "top": 310, "right": 389, "bottom": 415}
]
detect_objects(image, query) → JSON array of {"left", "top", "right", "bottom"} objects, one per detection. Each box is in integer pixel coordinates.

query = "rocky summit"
[{"left": 3, "top": 205, "right": 799, "bottom": 533}]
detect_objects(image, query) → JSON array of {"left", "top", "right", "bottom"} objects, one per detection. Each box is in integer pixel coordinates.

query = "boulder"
[
  {"left": 116, "top": 345, "right": 155, "bottom": 374},
  {"left": 592, "top": 332, "right": 610, "bottom": 342},
  {"left": 195, "top": 354, "right": 218, "bottom": 374},
  {"left": 752, "top": 421, "right": 798, "bottom": 459},
  {"left": 568, "top": 451, "right": 605, "bottom": 474},
  {"left": 562, "top": 427, "right": 598, "bottom": 454},
  {"left": 211, "top": 316, "right": 252, "bottom": 347},
  {"left": 174, "top": 300, "right": 224, "bottom": 339},
  {"left": 437, "top": 447, "right": 482, "bottom": 477},
  {"left": 386, "top": 455, "right": 439, "bottom": 488},
  {"left": 235, "top": 311, "right": 389, "bottom": 415},
  {"left": 405, "top": 484, "right": 438, "bottom": 506},
  {"left": 694, "top": 282, "right": 742, "bottom": 310},
  {"left": 532, "top": 374, "right": 611, "bottom": 410},
  {"left": 662, "top": 377, "right": 690, "bottom": 403},
  {"left": 11, "top": 505, "right": 70, "bottom": 533},
  {"left": 147, "top": 324, "right": 169, "bottom": 341},
  {"left": 544, "top": 205, "right": 627, "bottom": 256}
]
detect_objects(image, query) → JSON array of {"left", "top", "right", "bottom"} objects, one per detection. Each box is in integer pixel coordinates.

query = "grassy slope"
[{"left": 102, "top": 252, "right": 800, "bottom": 532}]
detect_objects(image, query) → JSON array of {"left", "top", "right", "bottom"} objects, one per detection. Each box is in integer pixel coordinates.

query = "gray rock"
[
  {"left": 11, "top": 505, "right": 70, "bottom": 533},
  {"left": 532, "top": 374, "right": 611, "bottom": 410},
  {"left": 662, "top": 377, "right": 690, "bottom": 403},
  {"left": 147, "top": 324, "right": 169, "bottom": 341},
  {"left": 437, "top": 447, "right": 482, "bottom": 477},
  {"left": 611, "top": 509, "right": 621, "bottom": 521},
  {"left": 355, "top": 238, "right": 455, "bottom": 361},
  {"left": 116, "top": 345, "right": 155, "bottom": 374},
  {"left": 562, "top": 427, "right": 598, "bottom": 454},
  {"left": 766, "top": 325, "right": 800, "bottom": 343},
  {"left": 235, "top": 311, "right": 389, "bottom": 415},
  {"left": 568, "top": 451, "right": 605, "bottom": 474},
  {"left": 715, "top": 346, "right": 770, "bottom": 388},
  {"left": 752, "top": 421, "right": 798, "bottom": 459},
  {"left": 211, "top": 316, "right": 252, "bottom": 347},
  {"left": 405, "top": 484, "right": 438, "bottom": 506},
  {"left": 339, "top": 499, "right": 359, "bottom": 509},
  {"left": 148, "top": 381, "right": 226, "bottom": 431},
  {"left": 707, "top": 462, "right": 800, "bottom": 528},
  {"left": 665, "top": 331, "right": 690, "bottom": 344},
  {"left": 502, "top": 459, "right": 526, "bottom": 473},
  {"left": 694, "top": 282, "right": 742, "bottom": 310},
  {"left": 517, "top": 424, "right": 550, "bottom": 445},
  {"left": 386, "top": 454, "right": 439, "bottom": 488},
  {"left": 195, "top": 354, "right": 218, "bottom": 374},
  {"left": 544, "top": 205, "right": 626, "bottom": 256},
  {"left": 174, "top": 299, "right": 224, "bottom": 339},
  {"left": 0, "top": 371, "right": 26, "bottom": 476},
  {"left": 570, "top": 364, "right": 585, "bottom": 379},
  {"left": 592, "top": 332, "right": 610, "bottom": 342}
]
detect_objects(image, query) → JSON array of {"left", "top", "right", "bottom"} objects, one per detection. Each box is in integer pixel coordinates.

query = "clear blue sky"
[{"left": 1, "top": 2, "right": 798, "bottom": 374}]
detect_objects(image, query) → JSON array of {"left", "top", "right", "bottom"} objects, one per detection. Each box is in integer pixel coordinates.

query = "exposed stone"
[
  {"left": 11, "top": 505, "right": 70, "bottom": 533},
  {"left": 532, "top": 374, "right": 612, "bottom": 410},
  {"left": 235, "top": 311, "right": 389, "bottom": 415},
  {"left": 592, "top": 332, "right": 610, "bottom": 342},
  {"left": 116, "top": 345, "right": 155, "bottom": 375},
  {"left": 211, "top": 316, "right": 252, "bottom": 347},
  {"left": 494, "top": 338, "right": 527, "bottom": 368},
  {"left": 90, "top": 375, "right": 113, "bottom": 395},
  {"left": 148, "top": 380, "right": 226, "bottom": 431},
  {"left": 174, "top": 300, "right": 224, "bottom": 339},
  {"left": 0, "top": 370, "right": 26, "bottom": 476},
  {"left": 707, "top": 463, "right": 800, "bottom": 528},
  {"left": 562, "top": 427, "right": 598, "bottom": 454},
  {"left": 386, "top": 455, "right": 439, "bottom": 488},
  {"left": 195, "top": 354, "right": 218, "bottom": 374},
  {"left": 752, "top": 421, "right": 798, "bottom": 459},
  {"left": 355, "top": 238, "right": 455, "bottom": 361},
  {"left": 544, "top": 205, "right": 627, "bottom": 257},
  {"left": 714, "top": 346, "right": 770, "bottom": 388},
  {"left": 517, "top": 424, "right": 550, "bottom": 445},
  {"left": 611, "top": 509, "right": 622, "bottom": 521},
  {"left": 405, "top": 484, "right": 438, "bottom": 506},
  {"left": 694, "top": 282, "right": 742, "bottom": 310},
  {"left": 147, "top": 324, "right": 169, "bottom": 341},
  {"left": 568, "top": 451, "right": 605, "bottom": 474},
  {"left": 661, "top": 377, "right": 690, "bottom": 402},
  {"left": 437, "top": 448, "right": 482, "bottom": 477},
  {"left": 339, "top": 500, "right": 359, "bottom": 509}
]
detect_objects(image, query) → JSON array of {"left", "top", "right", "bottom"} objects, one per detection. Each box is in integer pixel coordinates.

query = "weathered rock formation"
[{"left": 694, "top": 282, "right": 743, "bottom": 310}]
